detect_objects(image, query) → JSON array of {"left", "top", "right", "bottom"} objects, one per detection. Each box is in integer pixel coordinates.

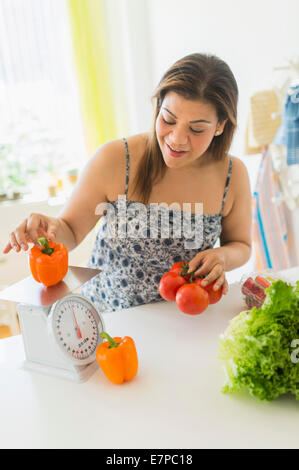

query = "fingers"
[
  {"left": 222, "top": 278, "right": 229, "bottom": 295},
  {"left": 47, "top": 224, "right": 57, "bottom": 242},
  {"left": 8, "top": 220, "right": 27, "bottom": 252},
  {"left": 18, "top": 220, "right": 34, "bottom": 251},
  {"left": 24, "top": 213, "right": 57, "bottom": 245},
  {"left": 202, "top": 270, "right": 229, "bottom": 296},
  {"left": 188, "top": 250, "right": 221, "bottom": 277},
  {"left": 194, "top": 259, "right": 211, "bottom": 277},
  {"left": 3, "top": 213, "right": 57, "bottom": 255},
  {"left": 28, "top": 216, "right": 57, "bottom": 243},
  {"left": 187, "top": 249, "right": 230, "bottom": 295},
  {"left": 195, "top": 257, "right": 224, "bottom": 278},
  {"left": 7, "top": 219, "right": 27, "bottom": 253},
  {"left": 25, "top": 214, "right": 45, "bottom": 245},
  {"left": 188, "top": 253, "right": 204, "bottom": 274},
  {"left": 201, "top": 264, "right": 224, "bottom": 287},
  {"left": 2, "top": 242, "right": 11, "bottom": 254}
]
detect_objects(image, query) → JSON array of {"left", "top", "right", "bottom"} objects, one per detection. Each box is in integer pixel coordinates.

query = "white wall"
[
  {"left": 103, "top": 0, "right": 154, "bottom": 138},
  {"left": 106, "top": 0, "right": 299, "bottom": 283},
  {"left": 104, "top": 0, "right": 299, "bottom": 155},
  {"left": 145, "top": 0, "right": 299, "bottom": 157}
]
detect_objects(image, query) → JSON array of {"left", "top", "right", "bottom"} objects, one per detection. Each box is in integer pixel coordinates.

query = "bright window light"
[{"left": 0, "top": 0, "right": 87, "bottom": 201}]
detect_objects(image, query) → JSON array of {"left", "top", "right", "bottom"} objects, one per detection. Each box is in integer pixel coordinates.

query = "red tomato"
[
  {"left": 158, "top": 272, "right": 187, "bottom": 301},
  {"left": 175, "top": 283, "right": 209, "bottom": 315},
  {"left": 194, "top": 279, "right": 223, "bottom": 305},
  {"left": 170, "top": 261, "right": 191, "bottom": 282}
]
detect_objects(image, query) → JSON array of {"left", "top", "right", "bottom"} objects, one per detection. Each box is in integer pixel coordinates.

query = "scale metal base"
[{"left": 22, "top": 358, "right": 99, "bottom": 383}]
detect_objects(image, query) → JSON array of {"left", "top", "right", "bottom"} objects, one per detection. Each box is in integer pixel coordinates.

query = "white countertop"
[{"left": 1, "top": 266, "right": 299, "bottom": 449}]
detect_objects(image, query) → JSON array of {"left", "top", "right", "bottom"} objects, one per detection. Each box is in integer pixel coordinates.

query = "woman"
[{"left": 3, "top": 53, "right": 252, "bottom": 313}]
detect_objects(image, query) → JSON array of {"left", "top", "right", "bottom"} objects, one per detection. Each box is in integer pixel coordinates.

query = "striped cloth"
[
  {"left": 274, "top": 85, "right": 299, "bottom": 165},
  {"left": 252, "top": 146, "right": 292, "bottom": 270}
]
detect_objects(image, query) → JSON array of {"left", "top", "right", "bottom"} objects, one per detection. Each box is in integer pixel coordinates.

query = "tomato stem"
[
  {"left": 38, "top": 237, "right": 54, "bottom": 256},
  {"left": 179, "top": 262, "right": 198, "bottom": 283},
  {"left": 178, "top": 261, "right": 207, "bottom": 284}
]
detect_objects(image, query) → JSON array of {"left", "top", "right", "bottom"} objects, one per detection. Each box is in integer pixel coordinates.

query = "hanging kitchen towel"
[
  {"left": 274, "top": 85, "right": 299, "bottom": 165},
  {"left": 244, "top": 89, "right": 281, "bottom": 155},
  {"left": 270, "top": 143, "right": 299, "bottom": 210},
  {"left": 252, "top": 147, "right": 292, "bottom": 271}
]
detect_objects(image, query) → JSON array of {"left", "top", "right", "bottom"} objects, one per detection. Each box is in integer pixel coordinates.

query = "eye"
[
  {"left": 162, "top": 115, "right": 205, "bottom": 134},
  {"left": 162, "top": 116, "right": 175, "bottom": 125}
]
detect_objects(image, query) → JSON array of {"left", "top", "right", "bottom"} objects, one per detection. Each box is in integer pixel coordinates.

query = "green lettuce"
[{"left": 218, "top": 279, "right": 299, "bottom": 401}]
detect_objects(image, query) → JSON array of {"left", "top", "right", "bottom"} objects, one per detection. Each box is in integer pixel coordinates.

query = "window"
[{"left": 0, "top": 0, "right": 86, "bottom": 201}]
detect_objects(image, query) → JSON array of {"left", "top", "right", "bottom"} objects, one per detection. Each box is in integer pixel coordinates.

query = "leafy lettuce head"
[{"left": 218, "top": 280, "right": 299, "bottom": 401}]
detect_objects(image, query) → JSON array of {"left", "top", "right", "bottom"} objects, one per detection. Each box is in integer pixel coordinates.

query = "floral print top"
[{"left": 80, "top": 137, "right": 233, "bottom": 313}]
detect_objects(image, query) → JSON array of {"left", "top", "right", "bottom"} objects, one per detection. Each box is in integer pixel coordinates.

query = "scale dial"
[{"left": 48, "top": 293, "right": 104, "bottom": 365}]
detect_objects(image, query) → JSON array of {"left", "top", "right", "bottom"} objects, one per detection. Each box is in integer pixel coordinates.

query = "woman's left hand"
[{"left": 188, "top": 248, "right": 229, "bottom": 295}]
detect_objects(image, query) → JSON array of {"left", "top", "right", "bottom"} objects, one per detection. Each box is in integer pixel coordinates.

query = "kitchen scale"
[{"left": 0, "top": 266, "right": 105, "bottom": 383}]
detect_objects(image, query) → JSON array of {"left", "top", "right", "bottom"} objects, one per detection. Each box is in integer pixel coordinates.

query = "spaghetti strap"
[
  {"left": 82, "top": 140, "right": 229, "bottom": 313},
  {"left": 220, "top": 156, "right": 233, "bottom": 216},
  {"left": 122, "top": 137, "right": 130, "bottom": 197}
]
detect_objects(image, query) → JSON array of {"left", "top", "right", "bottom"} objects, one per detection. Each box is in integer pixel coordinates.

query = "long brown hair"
[{"left": 132, "top": 53, "right": 238, "bottom": 204}]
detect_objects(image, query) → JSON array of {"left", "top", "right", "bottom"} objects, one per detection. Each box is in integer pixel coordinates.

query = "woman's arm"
[
  {"left": 188, "top": 157, "right": 252, "bottom": 294},
  {"left": 58, "top": 140, "right": 123, "bottom": 249},
  {"left": 217, "top": 156, "right": 252, "bottom": 270},
  {"left": 3, "top": 140, "right": 123, "bottom": 254}
]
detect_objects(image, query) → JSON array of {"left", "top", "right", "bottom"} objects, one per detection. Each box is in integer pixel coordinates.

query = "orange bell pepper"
[
  {"left": 96, "top": 332, "right": 138, "bottom": 384},
  {"left": 29, "top": 237, "right": 68, "bottom": 287}
]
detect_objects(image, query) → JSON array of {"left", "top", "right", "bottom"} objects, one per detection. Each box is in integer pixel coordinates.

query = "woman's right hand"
[{"left": 2, "top": 213, "right": 60, "bottom": 254}]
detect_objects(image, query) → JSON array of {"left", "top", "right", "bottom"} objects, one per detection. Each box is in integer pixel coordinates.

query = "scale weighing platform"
[{"left": 0, "top": 266, "right": 105, "bottom": 383}]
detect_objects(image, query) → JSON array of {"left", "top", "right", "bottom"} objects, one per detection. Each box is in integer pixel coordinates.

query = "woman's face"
[{"left": 155, "top": 91, "right": 226, "bottom": 169}]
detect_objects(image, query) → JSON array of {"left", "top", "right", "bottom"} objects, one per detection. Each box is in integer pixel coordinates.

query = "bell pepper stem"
[
  {"left": 38, "top": 237, "right": 54, "bottom": 256},
  {"left": 100, "top": 331, "right": 120, "bottom": 348}
]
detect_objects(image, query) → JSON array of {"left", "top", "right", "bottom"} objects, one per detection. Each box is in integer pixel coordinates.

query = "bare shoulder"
[
  {"left": 220, "top": 155, "right": 251, "bottom": 217},
  {"left": 125, "top": 132, "right": 149, "bottom": 163},
  {"left": 229, "top": 155, "right": 251, "bottom": 193},
  {"left": 220, "top": 154, "right": 252, "bottom": 249},
  {"left": 95, "top": 132, "right": 148, "bottom": 166},
  {"left": 90, "top": 137, "right": 127, "bottom": 168},
  {"left": 88, "top": 133, "right": 149, "bottom": 200}
]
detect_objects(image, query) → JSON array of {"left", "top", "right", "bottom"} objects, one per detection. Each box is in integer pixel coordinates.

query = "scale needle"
[{"left": 70, "top": 302, "right": 82, "bottom": 339}]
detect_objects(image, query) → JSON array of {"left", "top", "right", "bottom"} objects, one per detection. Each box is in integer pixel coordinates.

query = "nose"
[{"left": 168, "top": 125, "right": 188, "bottom": 149}]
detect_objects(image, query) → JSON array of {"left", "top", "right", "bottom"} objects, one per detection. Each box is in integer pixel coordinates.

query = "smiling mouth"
[
  {"left": 166, "top": 142, "right": 189, "bottom": 155},
  {"left": 167, "top": 143, "right": 187, "bottom": 152}
]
